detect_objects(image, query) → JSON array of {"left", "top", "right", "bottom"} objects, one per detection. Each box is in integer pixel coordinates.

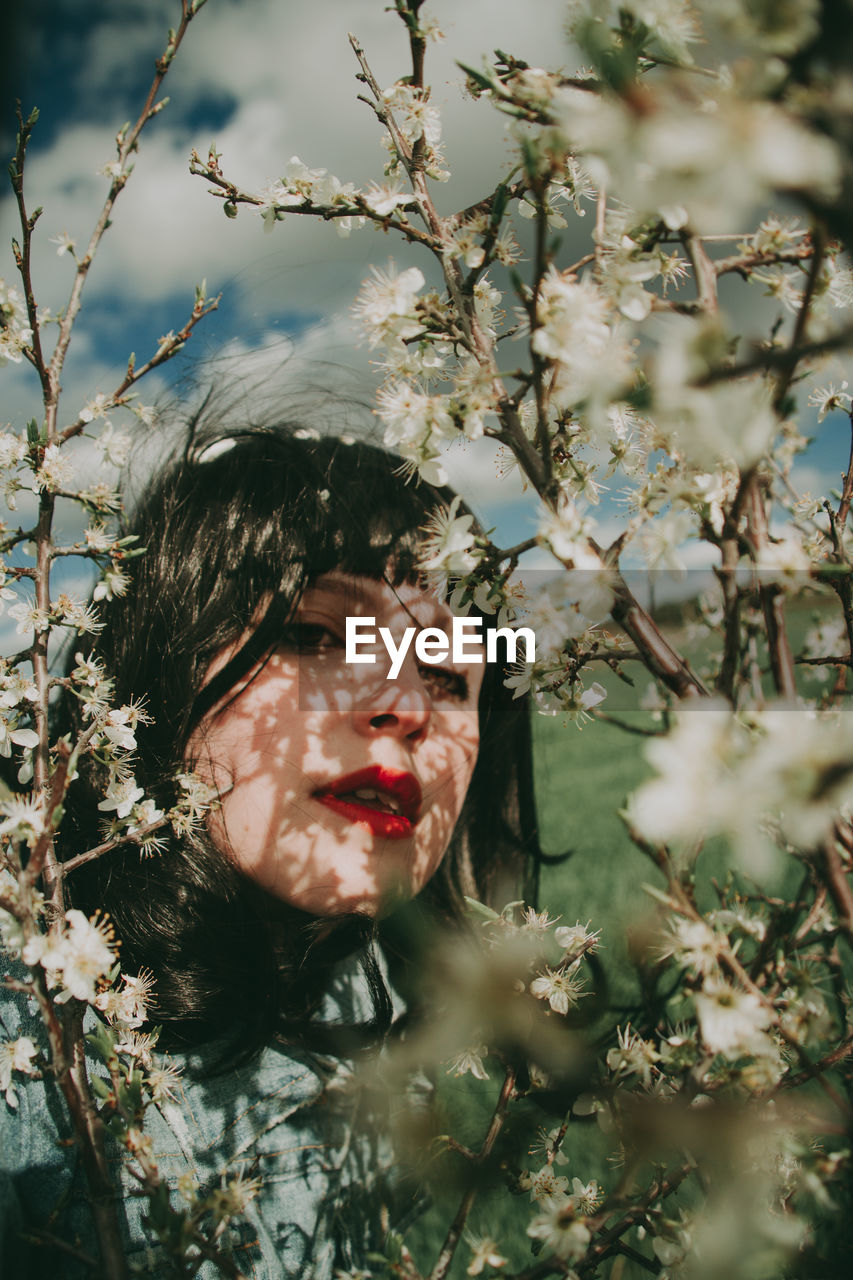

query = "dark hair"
[{"left": 62, "top": 414, "right": 541, "bottom": 1056}]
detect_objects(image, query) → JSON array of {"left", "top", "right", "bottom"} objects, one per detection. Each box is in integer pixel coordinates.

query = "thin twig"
[
  {"left": 683, "top": 231, "right": 718, "bottom": 316},
  {"left": 428, "top": 1067, "right": 517, "bottom": 1280},
  {"left": 58, "top": 817, "right": 171, "bottom": 879},
  {"left": 836, "top": 411, "right": 853, "bottom": 535},
  {"left": 822, "top": 833, "right": 853, "bottom": 944},
  {"left": 697, "top": 321, "right": 853, "bottom": 387},
  {"left": 45, "top": 2, "right": 205, "bottom": 436},
  {"left": 9, "top": 106, "right": 50, "bottom": 400},
  {"left": 744, "top": 482, "right": 797, "bottom": 699},
  {"left": 58, "top": 290, "right": 219, "bottom": 445},
  {"left": 783, "top": 1032, "right": 853, "bottom": 1090}
]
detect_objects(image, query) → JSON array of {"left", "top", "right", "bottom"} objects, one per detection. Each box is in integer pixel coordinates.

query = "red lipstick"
[{"left": 313, "top": 766, "right": 422, "bottom": 839}]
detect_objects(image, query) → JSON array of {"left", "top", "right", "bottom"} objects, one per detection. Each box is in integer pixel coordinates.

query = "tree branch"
[{"left": 428, "top": 1067, "right": 517, "bottom": 1280}]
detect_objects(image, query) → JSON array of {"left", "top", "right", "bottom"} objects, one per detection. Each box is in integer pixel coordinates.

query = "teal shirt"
[{"left": 0, "top": 957, "right": 414, "bottom": 1278}]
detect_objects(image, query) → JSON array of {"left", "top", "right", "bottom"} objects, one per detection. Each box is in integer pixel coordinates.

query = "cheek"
[{"left": 414, "top": 712, "right": 480, "bottom": 870}]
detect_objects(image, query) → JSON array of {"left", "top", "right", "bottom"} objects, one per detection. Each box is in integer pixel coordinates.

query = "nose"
[{"left": 351, "top": 670, "right": 432, "bottom": 743}]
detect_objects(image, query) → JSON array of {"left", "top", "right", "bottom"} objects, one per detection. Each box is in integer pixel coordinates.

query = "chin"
[{"left": 338, "top": 883, "right": 415, "bottom": 919}]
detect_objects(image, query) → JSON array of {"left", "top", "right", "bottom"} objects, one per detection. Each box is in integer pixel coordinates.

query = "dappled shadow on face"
[{"left": 187, "top": 576, "right": 483, "bottom": 918}]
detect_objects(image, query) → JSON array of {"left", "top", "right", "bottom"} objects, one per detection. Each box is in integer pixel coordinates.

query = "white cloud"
[
  {"left": 1, "top": 0, "right": 569, "bottom": 557},
  {"left": 3, "top": 0, "right": 569, "bottom": 317}
]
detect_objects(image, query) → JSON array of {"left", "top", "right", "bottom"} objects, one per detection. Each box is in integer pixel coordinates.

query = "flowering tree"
[
  {"left": 0, "top": 4, "right": 268, "bottom": 1276},
  {"left": 3, "top": 0, "right": 853, "bottom": 1276},
  {"left": 189, "top": 1, "right": 853, "bottom": 1276}
]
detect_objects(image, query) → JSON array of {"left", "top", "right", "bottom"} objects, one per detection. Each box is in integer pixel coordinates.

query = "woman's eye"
[
  {"left": 418, "top": 664, "right": 470, "bottom": 701},
  {"left": 282, "top": 622, "right": 343, "bottom": 651}
]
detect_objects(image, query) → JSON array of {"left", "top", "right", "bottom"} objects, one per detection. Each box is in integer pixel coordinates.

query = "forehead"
[{"left": 305, "top": 571, "right": 455, "bottom": 628}]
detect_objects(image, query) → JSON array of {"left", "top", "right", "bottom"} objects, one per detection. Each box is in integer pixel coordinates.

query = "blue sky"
[
  {"left": 2, "top": 0, "right": 587, "bottom": 556},
  {"left": 1, "top": 0, "right": 850, "bottom": 613}
]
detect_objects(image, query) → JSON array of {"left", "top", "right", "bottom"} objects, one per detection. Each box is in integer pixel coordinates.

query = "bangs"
[
  {"left": 174, "top": 429, "right": 471, "bottom": 726},
  {"left": 185, "top": 427, "right": 461, "bottom": 587}
]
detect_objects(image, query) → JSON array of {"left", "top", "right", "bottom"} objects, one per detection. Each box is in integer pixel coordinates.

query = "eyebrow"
[{"left": 305, "top": 575, "right": 457, "bottom": 631}]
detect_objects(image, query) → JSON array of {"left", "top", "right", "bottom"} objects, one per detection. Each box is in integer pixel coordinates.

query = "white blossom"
[
  {"left": 55, "top": 594, "right": 103, "bottom": 635},
  {"left": 0, "top": 280, "right": 33, "bottom": 365},
  {"left": 638, "top": 509, "right": 694, "bottom": 576},
  {"left": 79, "top": 393, "right": 112, "bottom": 423},
  {"left": 555, "top": 921, "right": 601, "bottom": 955},
  {"left": 95, "top": 970, "right": 154, "bottom": 1028},
  {"left": 0, "top": 1037, "right": 38, "bottom": 1108},
  {"left": 567, "top": 0, "right": 700, "bottom": 63},
  {"left": 808, "top": 381, "right": 851, "bottom": 422},
  {"left": 606, "top": 1024, "right": 659, "bottom": 1084},
  {"left": 694, "top": 978, "right": 775, "bottom": 1060},
  {"left": 37, "top": 910, "right": 117, "bottom": 1004},
  {"left": 570, "top": 1177, "right": 602, "bottom": 1215},
  {"left": 98, "top": 775, "right": 145, "bottom": 820},
  {"left": 362, "top": 180, "right": 411, "bottom": 217},
  {"left": 530, "top": 961, "right": 587, "bottom": 1014},
  {"left": 95, "top": 424, "right": 131, "bottom": 467},
  {"left": 628, "top": 699, "right": 747, "bottom": 848},
  {"left": 446, "top": 1045, "right": 490, "bottom": 1080},
  {"left": 376, "top": 381, "right": 453, "bottom": 452},
  {"left": 527, "top": 269, "right": 616, "bottom": 406},
  {"left": 504, "top": 661, "right": 534, "bottom": 700},
  {"left": 563, "top": 680, "right": 607, "bottom": 726},
  {"left": 0, "top": 717, "right": 38, "bottom": 759},
  {"left": 465, "top": 1234, "right": 507, "bottom": 1276},
  {"left": 419, "top": 497, "right": 481, "bottom": 576},
  {"left": 93, "top": 566, "right": 131, "bottom": 602},
  {"left": 652, "top": 322, "right": 778, "bottom": 469},
  {"left": 521, "top": 1164, "right": 571, "bottom": 1206},
  {"left": 48, "top": 231, "right": 76, "bottom": 257},
  {"left": 382, "top": 82, "right": 442, "bottom": 149},
  {"left": 0, "top": 432, "right": 26, "bottom": 470},
  {"left": 538, "top": 503, "right": 599, "bottom": 567},
  {"left": 528, "top": 1125, "right": 570, "bottom": 1166},
  {"left": 527, "top": 1200, "right": 591, "bottom": 1260},
  {"left": 0, "top": 795, "right": 46, "bottom": 843},
  {"left": 749, "top": 536, "right": 812, "bottom": 587},
  {"left": 8, "top": 599, "right": 49, "bottom": 640},
  {"left": 101, "top": 707, "right": 139, "bottom": 752},
  {"left": 33, "top": 445, "right": 74, "bottom": 494},
  {"left": 353, "top": 264, "right": 425, "bottom": 348},
  {"left": 556, "top": 77, "right": 840, "bottom": 233},
  {"left": 657, "top": 916, "right": 721, "bottom": 977}
]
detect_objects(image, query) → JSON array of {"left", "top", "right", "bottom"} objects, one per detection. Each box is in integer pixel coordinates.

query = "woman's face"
[{"left": 191, "top": 573, "right": 484, "bottom": 915}]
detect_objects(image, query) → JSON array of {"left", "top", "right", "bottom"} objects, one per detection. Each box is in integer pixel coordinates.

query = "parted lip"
[{"left": 313, "top": 765, "right": 423, "bottom": 824}]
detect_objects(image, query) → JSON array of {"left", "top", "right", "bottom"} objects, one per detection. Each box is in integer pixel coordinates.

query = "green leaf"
[
  {"left": 490, "top": 182, "right": 509, "bottom": 229},
  {"left": 90, "top": 1074, "right": 114, "bottom": 1102},
  {"left": 519, "top": 135, "right": 542, "bottom": 181},
  {"left": 145, "top": 1178, "right": 171, "bottom": 1231},
  {"left": 463, "top": 895, "right": 501, "bottom": 922},
  {"left": 456, "top": 60, "right": 495, "bottom": 92},
  {"left": 85, "top": 1022, "right": 117, "bottom": 1063}
]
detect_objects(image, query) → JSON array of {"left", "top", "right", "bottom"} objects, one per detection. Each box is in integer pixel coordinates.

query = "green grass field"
[
  {"left": 405, "top": 587, "right": 848, "bottom": 1277},
  {"left": 405, "top": 710, "right": 656, "bottom": 1278}
]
